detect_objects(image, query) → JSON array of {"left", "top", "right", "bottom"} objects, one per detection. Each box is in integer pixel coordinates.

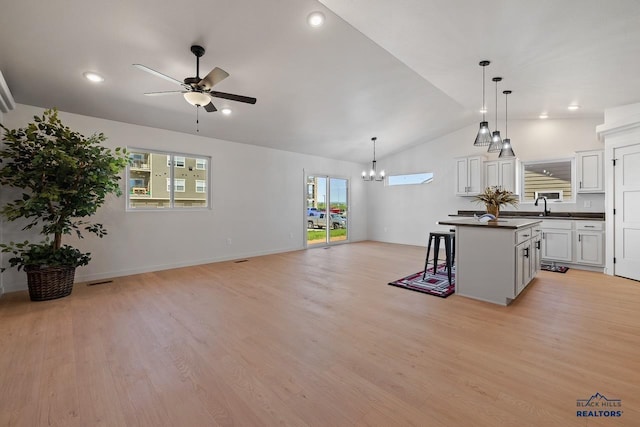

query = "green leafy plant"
[
  {"left": 0, "top": 108, "right": 129, "bottom": 271},
  {"left": 473, "top": 186, "right": 519, "bottom": 209}
]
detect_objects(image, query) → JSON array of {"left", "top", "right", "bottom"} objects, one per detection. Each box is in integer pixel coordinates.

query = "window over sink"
[{"left": 521, "top": 159, "right": 574, "bottom": 203}]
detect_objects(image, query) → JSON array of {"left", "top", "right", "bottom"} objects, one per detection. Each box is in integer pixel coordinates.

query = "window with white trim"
[
  {"left": 127, "top": 149, "right": 210, "bottom": 209},
  {"left": 167, "top": 178, "right": 186, "bottom": 192},
  {"left": 196, "top": 158, "right": 207, "bottom": 170},
  {"left": 167, "top": 155, "right": 186, "bottom": 168}
]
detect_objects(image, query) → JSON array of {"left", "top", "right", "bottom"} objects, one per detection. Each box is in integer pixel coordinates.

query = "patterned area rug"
[
  {"left": 388, "top": 264, "right": 455, "bottom": 298},
  {"left": 541, "top": 264, "right": 569, "bottom": 273}
]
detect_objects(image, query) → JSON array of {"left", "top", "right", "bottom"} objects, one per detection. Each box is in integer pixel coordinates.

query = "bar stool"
[{"left": 423, "top": 231, "right": 455, "bottom": 285}]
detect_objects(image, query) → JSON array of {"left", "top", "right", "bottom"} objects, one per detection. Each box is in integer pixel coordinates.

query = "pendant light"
[
  {"left": 487, "top": 77, "right": 503, "bottom": 153},
  {"left": 473, "top": 60, "right": 492, "bottom": 146},
  {"left": 499, "top": 90, "right": 516, "bottom": 158},
  {"left": 362, "top": 137, "right": 385, "bottom": 182}
]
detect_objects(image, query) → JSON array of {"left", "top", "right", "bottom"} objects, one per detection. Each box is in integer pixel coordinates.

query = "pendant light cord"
[
  {"left": 482, "top": 66, "right": 486, "bottom": 121},
  {"left": 505, "top": 92, "right": 508, "bottom": 138},
  {"left": 495, "top": 79, "right": 499, "bottom": 131}
]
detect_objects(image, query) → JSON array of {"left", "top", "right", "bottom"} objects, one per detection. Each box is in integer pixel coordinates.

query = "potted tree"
[{"left": 0, "top": 109, "right": 129, "bottom": 300}]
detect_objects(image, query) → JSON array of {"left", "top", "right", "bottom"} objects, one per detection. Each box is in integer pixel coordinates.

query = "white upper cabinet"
[
  {"left": 576, "top": 150, "right": 604, "bottom": 193},
  {"left": 484, "top": 158, "right": 520, "bottom": 194},
  {"left": 455, "top": 156, "right": 484, "bottom": 196}
]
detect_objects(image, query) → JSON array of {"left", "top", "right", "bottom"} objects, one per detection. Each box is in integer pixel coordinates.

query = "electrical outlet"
[
  {"left": 226, "top": 238, "right": 232, "bottom": 245},
  {"left": 289, "top": 232, "right": 293, "bottom": 239},
  {"left": 584, "top": 200, "right": 591, "bottom": 208}
]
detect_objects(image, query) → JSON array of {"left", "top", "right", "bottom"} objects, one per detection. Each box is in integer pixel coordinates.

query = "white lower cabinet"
[
  {"left": 515, "top": 225, "right": 541, "bottom": 297},
  {"left": 541, "top": 220, "right": 573, "bottom": 262},
  {"left": 531, "top": 226, "right": 542, "bottom": 278},
  {"left": 574, "top": 222, "right": 604, "bottom": 265},
  {"left": 541, "top": 220, "right": 605, "bottom": 268},
  {"left": 515, "top": 240, "right": 532, "bottom": 296}
]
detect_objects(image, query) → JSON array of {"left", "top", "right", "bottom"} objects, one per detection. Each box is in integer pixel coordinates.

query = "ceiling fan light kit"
[
  {"left": 134, "top": 45, "right": 256, "bottom": 129},
  {"left": 184, "top": 91, "right": 211, "bottom": 107}
]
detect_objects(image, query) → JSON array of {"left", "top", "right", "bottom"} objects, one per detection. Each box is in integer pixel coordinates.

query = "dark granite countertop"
[
  {"left": 453, "top": 210, "right": 605, "bottom": 221},
  {"left": 439, "top": 218, "right": 542, "bottom": 229}
]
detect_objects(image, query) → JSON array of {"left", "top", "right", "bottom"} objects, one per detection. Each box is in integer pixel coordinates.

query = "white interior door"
[{"left": 614, "top": 144, "right": 640, "bottom": 281}]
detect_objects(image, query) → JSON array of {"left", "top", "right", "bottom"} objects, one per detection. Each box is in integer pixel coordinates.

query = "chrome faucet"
[{"left": 535, "top": 196, "right": 550, "bottom": 216}]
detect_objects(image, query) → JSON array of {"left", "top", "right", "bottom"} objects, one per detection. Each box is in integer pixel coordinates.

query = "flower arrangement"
[{"left": 473, "top": 186, "right": 519, "bottom": 217}]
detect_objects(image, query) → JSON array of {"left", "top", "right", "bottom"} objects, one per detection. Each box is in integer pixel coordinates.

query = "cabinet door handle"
[
  {"left": 523, "top": 234, "right": 530, "bottom": 237},
  {"left": 578, "top": 234, "right": 582, "bottom": 242},
  {"left": 579, "top": 181, "right": 583, "bottom": 188},
  {"left": 536, "top": 241, "right": 541, "bottom": 250},
  {"left": 584, "top": 225, "right": 595, "bottom": 228},
  {"left": 542, "top": 232, "right": 545, "bottom": 239},
  {"left": 524, "top": 247, "right": 530, "bottom": 258}
]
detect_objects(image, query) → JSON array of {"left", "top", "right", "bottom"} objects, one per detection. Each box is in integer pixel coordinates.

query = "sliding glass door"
[{"left": 306, "top": 175, "right": 349, "bottom": 246}]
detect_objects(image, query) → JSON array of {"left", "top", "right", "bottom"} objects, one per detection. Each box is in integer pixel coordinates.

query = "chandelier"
[{"left": 362, "top": 137, "right": 385, "bottom": 182}]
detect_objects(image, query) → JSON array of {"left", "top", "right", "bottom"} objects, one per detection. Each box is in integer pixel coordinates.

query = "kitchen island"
[{"left": 439, "top": 218, "right": 543, "bottom": 305}]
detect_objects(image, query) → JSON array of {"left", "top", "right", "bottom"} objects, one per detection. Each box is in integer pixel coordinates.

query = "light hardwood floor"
[{"left": 0, "top": 241, "right": 638, "bottom": 426}]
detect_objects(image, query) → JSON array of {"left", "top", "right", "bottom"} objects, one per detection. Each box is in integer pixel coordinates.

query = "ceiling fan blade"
[
  {"left": 199, "top": 67, "right": 229, "bottom": 90},
  {"left": 133, "top": 64, "right": 184, "bottom": 87},
  {"left": 203, "top": 102, "right": 217, "bottom": 113},
  {"left": 209, "top": 91, "right": 257, "bottom": 104},
  {"left": 143, "top": 91, "right": 186, "bottom": 96}
]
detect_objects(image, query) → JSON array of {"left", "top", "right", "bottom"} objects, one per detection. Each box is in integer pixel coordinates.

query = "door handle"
[
  {"left": 584, "top": 225, "right": 595, "bottom": 228},
  {"left": 536, "top": 241, "right": 541, "bottom": 250},
  {"left": 524, "top": 248, "right": 530, "bottom": 258},
  {"left": 578, "top": 234, "right": 582, "bottom": 242}
]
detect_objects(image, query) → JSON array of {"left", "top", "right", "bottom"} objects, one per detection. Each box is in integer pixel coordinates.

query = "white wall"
[
  {"left": 367, "top": 117, "right": 605, "bottom": 246},
  {"left": 1, "top": 104, "right": 368, "bottom": 292}
]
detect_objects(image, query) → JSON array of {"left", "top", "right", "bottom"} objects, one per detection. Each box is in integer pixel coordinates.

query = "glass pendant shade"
[
  {"left": 499, "top": 138, "right": 515, "bottom": 158},
  {"left": 474, "top": 121, "right": 492, "bottom": 146},
  {"left": 473, "top": 61, "right": 492, "bottom": 146}
]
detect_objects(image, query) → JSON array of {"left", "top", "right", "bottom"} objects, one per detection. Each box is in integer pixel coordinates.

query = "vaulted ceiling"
[{"left": 1, "top": 0, "right": 639, "bottom": 163}]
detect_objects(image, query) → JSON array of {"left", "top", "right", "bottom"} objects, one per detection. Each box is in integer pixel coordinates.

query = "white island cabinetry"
[{"left": 439, "top": 218, "right": 542, "bottom": 306}]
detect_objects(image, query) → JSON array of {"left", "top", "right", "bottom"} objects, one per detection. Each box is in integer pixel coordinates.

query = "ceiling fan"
[{"left": 133, "top": 45, "right": 257, "bottom": 113}]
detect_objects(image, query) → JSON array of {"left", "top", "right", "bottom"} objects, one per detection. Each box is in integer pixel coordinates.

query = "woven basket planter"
[{"left": 25, "top": 265, "right": 76, "bottom": 301}]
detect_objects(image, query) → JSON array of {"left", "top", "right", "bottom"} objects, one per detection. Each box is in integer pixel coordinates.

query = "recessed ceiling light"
[
  {"left": 221, "top": 108, "right": 232, "bottom": 116},
  {"left": 539, "top": 113, "right": 549, "bottom": 119},
  {"left": 83, "top": 71, "right": 104, "bottom": 83},
  {"left": 568, "top": 104, "right": 580, "bottom": 110},
  {"left": 307, "top": 11, "right": 325, "bottom": 27}
]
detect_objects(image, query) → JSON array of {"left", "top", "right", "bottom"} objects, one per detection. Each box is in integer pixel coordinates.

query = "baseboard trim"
[{"left": 2, "top": 245, "right": 306, "bottom": 293}]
